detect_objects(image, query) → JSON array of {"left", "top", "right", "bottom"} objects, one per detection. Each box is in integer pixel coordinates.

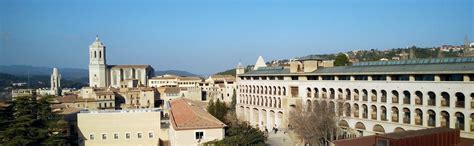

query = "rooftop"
[
  {"left": 79, "top": 108, "right": 161, "bottom": 114},
  {"left": 241, "top": 57, "right": 474, "bottom": 76},
  {"left": 169, "top": 98, "right": 226, "bottom": 130}
]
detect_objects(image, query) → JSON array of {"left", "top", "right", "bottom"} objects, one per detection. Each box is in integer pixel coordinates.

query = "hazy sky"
[{"left": 0, "top": 0, "right": 472, "bottom": 75}]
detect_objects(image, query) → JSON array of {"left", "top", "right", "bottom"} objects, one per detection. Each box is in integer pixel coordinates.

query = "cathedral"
[{"left": 88, "top": 36, "right": 155, "bottom": 88}]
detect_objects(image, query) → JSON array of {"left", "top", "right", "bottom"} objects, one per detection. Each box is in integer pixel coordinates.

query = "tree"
[
  {"left": 334, "top": 53, "right": 349, "bottom": 66},
  {"left": 205, "top": 112, "right": 267, "bottom": 145},
  {"left": 289, "top": 103, "right": 342, "bottom": 146},
  {"left": 0, "top": 96, "right": 69, "bottom": 145},
  {"left": 206, "top": 98, "right": 229, "bottom": 123}
]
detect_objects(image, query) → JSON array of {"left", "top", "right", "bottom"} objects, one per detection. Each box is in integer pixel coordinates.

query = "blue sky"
[{"left": 0, "top": 0, "right": 472, "bottom": 75}]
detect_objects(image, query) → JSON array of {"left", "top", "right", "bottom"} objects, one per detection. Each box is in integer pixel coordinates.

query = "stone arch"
[
  {"left": 455, "top": 92, "right": 465, "bottom": 108},
  {"left": 428, "top": 91, "right": 436, "bottom": 106},
  {"left": 306, "top": 87, "right": 312, "bottom": 98},
  {"left": 282, "top": 87, "right": 286, "bottom": 96},
  {"left": 380, "top": 106, "right": 387, "bottom": 121},
  {"left": 322, "top": 88, "right": 328, "bottom": 98},
  {"left": 391, "top": 90, "right": 399, "bottom": 103},
  {"left": 427, "top": 110, "right": 436, "bottom": 127},
  {"left": 329, "top": 88, "right": 335, "bottom": 99},
  {"left": 355, "top": 122, "right": 366, "bottom": 130},
  {"left": 415, "top": 91, "right": 423, "bottom": 105},
  {"left": 381, "top": 90, "right": 387, "bottom": 102},
  {"left": 394, "top": 127, "right": 405, "bottom": 133},
  {"left": 353, "top": 103, "right": 360, "bottom": 118},
  {"left": 371, "top": 89, "right": 377, "bottom": 102},
  {"left": 403, "top": 90, "right": 411, "bottom": 104},
  {"left": 306, "top": 99, "right": 312, "bottom": 111},
  {"left": 338, "top": 88, "right": 343, "bottom": 99},
  {"left": 441, "top": 92, "right": 450, "bottom": 107},
  {"left": 339, "top": 120, "right": 349, "bottom": 128},
  {"left": 441, "top": 111, "right": 450, "bottom": 128},
  {"left": 415, "top": 108, "right": 423, "bottom": 125},
  {"left": 370, "top": 105, "right": 377, "bottom": 120},
  {"left": 337, "top": 102, "right": 343, "bottom": 116},
  {"left": 344, "top": 103, "right": 351, "bottom": 117},
  {"left": 353, "top": 89, "right": 360, "bottom": 100},
  {"left": 362, "top": 89, "right": 368, "bottom": 101},
  {"left": 362, "top": 104, "right": 368, "bottom": 119},
  {"left": 455, "top": 112, "right": 465, "bottom": 131},
  {"left": 329, "top": 101, "right": 335, "bottom": 113},
  {"left": 373, "top": 124, "right": 385, "bottom": 133},
  {"left": 403, "top": 108, "right": 411, "bottom": 124},
  {"left": 391, "top": 107, "right": 399, "bottom": 122},
  {"left": 345, "top": 88, "right": 351, "bottom": 100},
  {"left": 313, "top": 88, "right": 319, "bottom": 98}
]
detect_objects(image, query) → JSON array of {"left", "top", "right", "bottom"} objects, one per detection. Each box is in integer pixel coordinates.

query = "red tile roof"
[{"left": 170, "top": 98, "right": 226, "bottom": 130}]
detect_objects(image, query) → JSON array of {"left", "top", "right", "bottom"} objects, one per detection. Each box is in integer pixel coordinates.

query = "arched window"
[{"left": 455, "top": 92, "right": 465, "bottom": 108}]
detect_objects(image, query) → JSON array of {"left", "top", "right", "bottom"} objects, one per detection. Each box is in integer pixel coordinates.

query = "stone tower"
[
  {"left": 236, "top": 62, "right": 245, "bottom": 75},
  {"left": 50, "top": 68, "right": 61, "bottom": 96},
  {"left": 89, "top": 36, "right": 108, "bottom": 88}
]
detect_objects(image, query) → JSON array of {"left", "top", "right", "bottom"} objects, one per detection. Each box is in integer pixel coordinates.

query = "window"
[
  {"left": 114, "top": 133, "right": 119, "bottom": 139},
  {"left": 148, "top": 132, "right": 154, "bottom": 138},
  {"left": 126, "top": 133, "right": 131, "bottom": 139},
  {"left": 137, "top": 132, "right": 142, "bottom": 139},
  {"left": 291, "top": 76, "right": 298, "bottom": 80},
  {"left": 102, "top": 134, "right": 107, "bottom": 140},
  {"left": 195, "top": 131, "right": 204, "bottom": 140},
  {"left": 89, "top": 134, "right": 95, "bottom": 140}
]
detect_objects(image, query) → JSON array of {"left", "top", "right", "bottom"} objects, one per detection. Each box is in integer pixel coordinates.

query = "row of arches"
[
  {"left": 306, "top": 99, "right": 473, "bottom": 132},
  {"left": 238, "top": 85, "right": 287, "bottom": 96},
  {"left": 305, "top": 87, "right": 473, "bottom": 109},
  {"left": 339, "top": 120, "right": 406, "bottom": 135},
  {"left": 238, "top": 106, "right": 284, "bottom": 130},
  {"left": 239, "top": 94, "right": 282, "bottom": 108}
]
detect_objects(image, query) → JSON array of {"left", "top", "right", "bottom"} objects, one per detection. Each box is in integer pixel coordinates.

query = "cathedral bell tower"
[{"left": 89, "top": 36, "right": 108, "bottom": 88}]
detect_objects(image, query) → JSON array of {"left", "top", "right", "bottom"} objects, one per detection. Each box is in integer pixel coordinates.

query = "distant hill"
[
  {"left": 0, "top": 65, "right": 89, "bottom": 80},
  {"left": 154, "top": 70, "right": 200, "bottom": 77}
]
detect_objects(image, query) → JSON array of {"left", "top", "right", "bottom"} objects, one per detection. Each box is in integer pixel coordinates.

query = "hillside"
[{"left": 154, "top": 70, "right": 200, "bottom": 77}]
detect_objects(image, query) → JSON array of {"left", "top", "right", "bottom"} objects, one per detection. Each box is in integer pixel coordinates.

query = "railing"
[
  {"left": 455, "top": 123, "right": 465, "bottom": 131},
  {"left": 338, "top": 94, "right": 343, "bottom": 99},
  {"left": 403, "top": 118, "right": 410, "bottom": 124},
  {"left": 346, "top": 95, "right": 351, "bottom": 100},
  {"left": 381, "top": 96, "right": 387, "bottom": 102},
  {"left": 441, "top": 121, "right": 448, "bottom": 127},
  {"left": 471, "top": 101, "right": 474, "bottom": 109},
  {"left": 392, "top": 115, "right": 398, "bottom": 122},
  {"left": 354, "top": 112, "right": 359, "bottom": 118},
  {"left": 362, "top": 113, "right": 368, "bottom": 119},
  {"left": 371, "top": 113, "right": 377, "bottom": 120},
  {"left": 362, "top": 95, "right": 368, "bottom": 101},
  {"left": 322, "top": 93, "right": 327, "bottom": 98},
  {"left": 371, "top": 96, "right": 377, "bottom": 102},
  {"left": 428, "top": 120, "right": 435, "bottom": 127},
  {"left": 428, "top": 100, "right": 435, "bottom": 106},
  {"left": 330, "top": 94, "right": 335, "bottom": 99},
  {"left": 403, "top": 98, "right": 410, "bottom": 104},
  {"left": 314, "top": 94, "right": 319, "bottom": 98},
  {"left": 307, "top": 93, "right": 312, "bottom": 98},
  {"left": 415, "top": 98, "right": 421, "bottom": 105},
  {"left": 392, "top": 96, "right": 398, "bottom": 103},
  {"left": 415, "top": 118, "right": 422, "bottom": 125},
  {"left": 441, "top": 100, "right": 449, "bottom": 107},
  {"left": 381, "top": 115, "right": 387, "bottom": 121},
  {"left": 354, "top": 95, "right": 359, "bottom": 100},
  {"left": 456, "top": 101, "right": 465, "bottom": 108}
]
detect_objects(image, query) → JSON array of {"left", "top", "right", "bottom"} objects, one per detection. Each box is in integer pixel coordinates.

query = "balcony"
[
  {"left": 346, "top": 95, "right": 351, "bottom": 100},
  {"left": 403, "top": 98, "right": 410, "bottom": 104},
  {"left": 371, "top": 96, "right": 377, "bottom": 102},
  {"left": 392, "top": 96, "right": 398, "bottom": 103},
  {"left": 441, "top": 100, "right": 449, "bottom": 107},
  {"left": 471, "top": 101, "right": 474, "bottom": 109},
  {"left": 428, "top": 120, "right": 435, "bottom": 127},
  {"left": 381, "top": 96, "right": 387, "bottom": 102},
  {"left": 362, "top": 113, "right": 368, "bottom": 119},
  {"left": 307, "top": 93, "right": 311, "bottom": 98},
  {"left": 354, "top": 95, "right": 359, "bottom": 100},
  {"left": 403, "top": 118, "right": 410, "bottom": 124},
  {"left": 441, "top": 121, "right": 448, "bottom": 127},
  {"left": 354, "top": 112, "right": 359, "bottom": 118},
  {"left": 362, "top": 96, "right": 368, "bottom": 101},
  {"left": 322, "top": 93, "right": 327, "bottom": 99},
  {"left": 428, "top": 100, "right": 435, "bottom": 106},
  {"left": 455, "top": 123, "right": 465, "bottom": 131},
  {"left": 338, "top": 94, "right": 343, "bottom": 99},
  {"left": 415, "top": 117, "right": 422, "bottom": 125},
  {"left": 381, "top": 115, "right": 387, "bottom": 121},
  {"left": 392, "top": 115, "right": 399, "bottom": 122},
  {"left": 415, "top": 98, "right": 421, "bottom": 105},
  {"left": 314, "top": 94, "right": 319, "bottom": 98},
  {"left": 330, "top": 94, "right": 335, "bottom": 99},
  {"left": 456, "top": 101, "right": 465, "bottom": 108},
  {"left": 371, "top": 113, "right": 377, "bottom": 120}
]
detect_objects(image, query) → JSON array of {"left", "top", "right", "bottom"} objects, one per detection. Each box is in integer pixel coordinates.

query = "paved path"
[{"left": 266, "top": 129, "right": 300, "bottom": 146}]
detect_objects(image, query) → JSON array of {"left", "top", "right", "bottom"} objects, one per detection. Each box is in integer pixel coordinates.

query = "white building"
[
  {"left": 51, "top": 67, "right": 61, "bottom": 96},
  {"left": 88, "top": 36, "right": 154, "bottom": 88},
  {"left": 236, "top": 56, "right": 474, "bottom": 139}
]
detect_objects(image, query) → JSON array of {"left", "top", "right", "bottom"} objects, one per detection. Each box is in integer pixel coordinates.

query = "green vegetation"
[
  {"left": 0, "top": 73, "right": 87, "bottom": 90},
  {"left": 207, "top": 99, "right": 229, "bottom": 123},
  {"left": 0, "top": 96, "right": 69, "bottom": 145},
  {"left": 215, "top": 69, "right": 237, "bottom": 76},
  {"left": 206, "top": 98, "right": 267, "bottom": 145},
  {"left": 334, "top": 53, "right": 349, "bottom": 66}
]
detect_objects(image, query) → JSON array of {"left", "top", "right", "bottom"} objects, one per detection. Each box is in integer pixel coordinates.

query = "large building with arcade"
[{"left": 235, "top": 56, "right": 474, "bottom": 138}]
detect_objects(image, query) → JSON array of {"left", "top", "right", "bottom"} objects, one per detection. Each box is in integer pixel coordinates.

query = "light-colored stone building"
[
  {"left": 236, "top": 56, "right": 474, "bottom": 139},
  {"left": 169, "top": 98, "right": 226, "bottom": 146},
  {"left": 201, "top": 75, "right": 236, "bottom": 103},
  {"left": 88, "top": 36, "right": 154, "bottom": 88},
  {"left": 51, "top": 67, "right": 61, "bottom": 96},
  {"left": 77, "top": 108, "right": 168, "bottom": 146}
]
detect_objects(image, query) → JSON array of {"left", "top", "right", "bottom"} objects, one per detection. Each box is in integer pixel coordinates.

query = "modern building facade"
[
  {"left": 77, "top": 108, "right": 167, "bottom": 146},
  {"left": 236, "top": 56, "right": 474, "bottom": 139}
]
